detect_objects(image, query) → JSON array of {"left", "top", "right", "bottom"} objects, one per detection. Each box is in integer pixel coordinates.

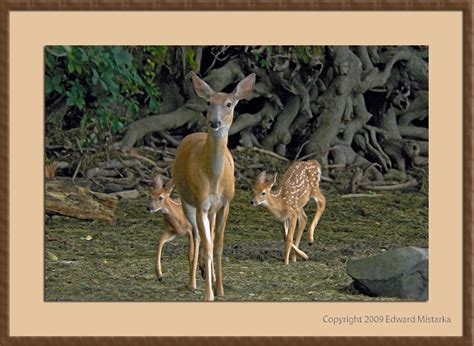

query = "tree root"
[
  {"left": 236, "top": 145, "right": 289, "bottom": 162},
  {"left": 360, "top": 178, "right": 418, "bottom": 191},
  {"left": 114, "top": 106, "right": 205, "bottom": 152}
]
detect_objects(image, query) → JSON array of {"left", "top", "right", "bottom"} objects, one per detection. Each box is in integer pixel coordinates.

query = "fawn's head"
[
  {"left": 251, "top": 171, "right": 277, "bottom": 207},
  {"left": 191, "top": 72, "right": 256, "bottom": 135},
  {"left": 148, "top": 174, "right": 175, "bottom": 213}
]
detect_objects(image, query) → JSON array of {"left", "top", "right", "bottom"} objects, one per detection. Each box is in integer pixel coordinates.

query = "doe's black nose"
[
  {"left": 250, "top": 200, "right": 256, "bottom": 206},
  {"left": 209, "top": 120, "right": 221, "bottom": 129}
]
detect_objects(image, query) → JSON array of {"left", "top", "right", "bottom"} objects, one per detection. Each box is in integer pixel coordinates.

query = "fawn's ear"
[
  {"left": 153, "top": 174, "right": 163, "bottom": 190},
  {"left": 232, "top": 73, "right": 256, "bottom": 101},
  {"left": 165, "top": 178, "right": 175, "bottom": 194},
  {"left": 256, "top": 171, "right": 267, "bottom": 184},
  {"left": 269, "top": 173, "right": 278, "bottom": 187},
  {"left": 267, "top": 173, "right": 278, "bottom": 189},
  {"left": 191, "top": 72, "right": 215, "bottom": 100}
]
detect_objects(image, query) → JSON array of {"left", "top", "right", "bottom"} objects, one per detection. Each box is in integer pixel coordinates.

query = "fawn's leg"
[
  {"left": 284, "top": 217, "right": 307, "bottom": 263},
  {"left": 156, "top": 231, "right": 176, "bottom": 281},
  {"left": 291, "top": 209, "right": 308, "bottom": 262},
  {"left": 308, "top": 188, "right": 326, "bottom": 245},
  {"left": 284, "top": 213, "right": 297, "bottom": 265}
]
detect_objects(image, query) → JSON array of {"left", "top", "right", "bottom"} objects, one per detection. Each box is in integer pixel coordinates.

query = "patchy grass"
[{"left": 45, "top": 182, "right": 428, "bottom": 302}]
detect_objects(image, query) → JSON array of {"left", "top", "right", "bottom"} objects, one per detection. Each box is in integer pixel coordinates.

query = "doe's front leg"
[
  {"left": 214, "top": 204, "right": 230, "bottom": 297},
  {"left": 196, "top": 210, "right": 214, "bottom": 301}
]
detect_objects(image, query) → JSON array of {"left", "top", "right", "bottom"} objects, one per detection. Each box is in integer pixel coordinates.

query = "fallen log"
[{"left": 45, "top": 179, "right": 118, "bottom": 222}]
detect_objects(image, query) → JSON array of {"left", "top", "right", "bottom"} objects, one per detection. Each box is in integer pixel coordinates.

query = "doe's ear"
[
  {"left": 232, "top": 73, "right": 256, "bottom": 101},
  {"left": 256, "top": 171, "right": 267, "bottom": 184},
  {"left": 165, "top": 178, "right": 175, "bottom": 194},
  {"left": 191, "top": 72, "right": 215, "bottom": 100},
  {"left": 153, "top": 174, "right": 163, "bottom": 190}
]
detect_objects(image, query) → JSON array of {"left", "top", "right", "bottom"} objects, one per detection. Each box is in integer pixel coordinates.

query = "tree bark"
[
  {"left": 305, "top": 46, "right": 363, "bottom": 161},
  {"left": 262, "top": 95, "right": 301, "bottom": 153}
]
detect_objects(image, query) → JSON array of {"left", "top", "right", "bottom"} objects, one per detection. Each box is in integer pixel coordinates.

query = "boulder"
[{"left": 346, "top": 246, "right": 428, "bottom": 300}]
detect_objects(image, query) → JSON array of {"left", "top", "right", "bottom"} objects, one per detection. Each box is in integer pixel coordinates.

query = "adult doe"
[{"left": 172, "top": 72, "right": 256, "bottom": 300}]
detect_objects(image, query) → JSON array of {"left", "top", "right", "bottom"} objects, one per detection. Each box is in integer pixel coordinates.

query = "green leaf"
[
  {"left": 79, "top": 48, "right": 89, "bottom": 62},
  {"left": 100, "top": 79, "right": 108, "bottom": 91},
  {"left": 113, "top": 47, "right": 133, "bottom": 67},
  {"left": 111, "top": 118, "right": 124, "bottom": 134},
  {"left": 80, "top": 114, "right": 90, "bottom": 128},
  {"left": 92, "top": 69, "right": 99, "bottom": 85},
  {"left": 54, "top": 84, "right": 63, "bottom": 93},
  {"left": 76, "top": 97, "right": 85, "bottom": 110},
  {"left": 149, "top": 97, "right": 158, "bottom": 111},
  {"left": 52, "top": 75, "right": 61, "bottom": 87},
  {"left": 66, "top": 91, "right": 75, "bottom": 106},
  {"left": 46, "top": 251, "right": 58, "bottom": 261},
  {"left": 45, "top": 76, "right": 52, "bottom": 94},
  {"left": 260, "top": 59, "right": 270, "bottom": 70}
]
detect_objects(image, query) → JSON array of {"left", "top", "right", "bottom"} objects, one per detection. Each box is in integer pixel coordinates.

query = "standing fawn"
[
  {"left": 148, "top": 174, "right": 195, "bottom": 287},
  {"left": 251, "top": 160, "right": 326, "bottom": 265},
  {"left": 172, "top": 72, "right": 256, "bottom": 301}
]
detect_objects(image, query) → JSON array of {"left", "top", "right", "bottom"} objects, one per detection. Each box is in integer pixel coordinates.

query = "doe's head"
[
  {"left": 191, "top": 72, "right": 256, "bottom": 133},
  {"left": 250, "top": 171, "right": 277, "bottom": 207},
  {"left": 148, "top": 174, "right": 175, "bottom": 213}
]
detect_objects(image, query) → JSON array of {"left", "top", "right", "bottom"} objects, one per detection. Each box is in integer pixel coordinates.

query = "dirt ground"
[{"left": 44, "top": 180, "right": 428, "bottom": 302}]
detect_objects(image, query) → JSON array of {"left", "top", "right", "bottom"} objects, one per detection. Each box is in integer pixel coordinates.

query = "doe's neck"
[{"left": 203, "top": 128, "right": 229, "bottom": 181}]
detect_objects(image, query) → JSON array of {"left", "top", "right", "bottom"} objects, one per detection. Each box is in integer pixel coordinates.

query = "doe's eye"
[
  {"left": 226, "top": 102, "right": 232, "bottom": 108},
  {"left": 158, "top": 196, "right": 164, "bottom": 201},
  {"left": 261, "top": 191, "right": 266, "bottom": 196}
]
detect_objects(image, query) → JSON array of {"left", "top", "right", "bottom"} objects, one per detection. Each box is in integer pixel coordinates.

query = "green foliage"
[
  {"left": 184, "top": 47, "right": 199, "bottom": 71},
  {"left": 252, "top": 46, "right": 273, "bottom": 71},
  {"left": 45, "top": 46, "right": 169, "bottom": 143},
  {"left": 293, "top": 46, "right": 323, "bottom": 63},
  {"left": 251, "top": 46, "right": 324, "bottom": 70},
  {"left": 45, "top": 45, "right": 326, "bottom": 149}
]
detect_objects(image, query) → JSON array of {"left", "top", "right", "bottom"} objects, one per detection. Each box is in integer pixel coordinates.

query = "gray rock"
[{"left": 346, "top": 246, "right": 428, "bottom": 300}]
